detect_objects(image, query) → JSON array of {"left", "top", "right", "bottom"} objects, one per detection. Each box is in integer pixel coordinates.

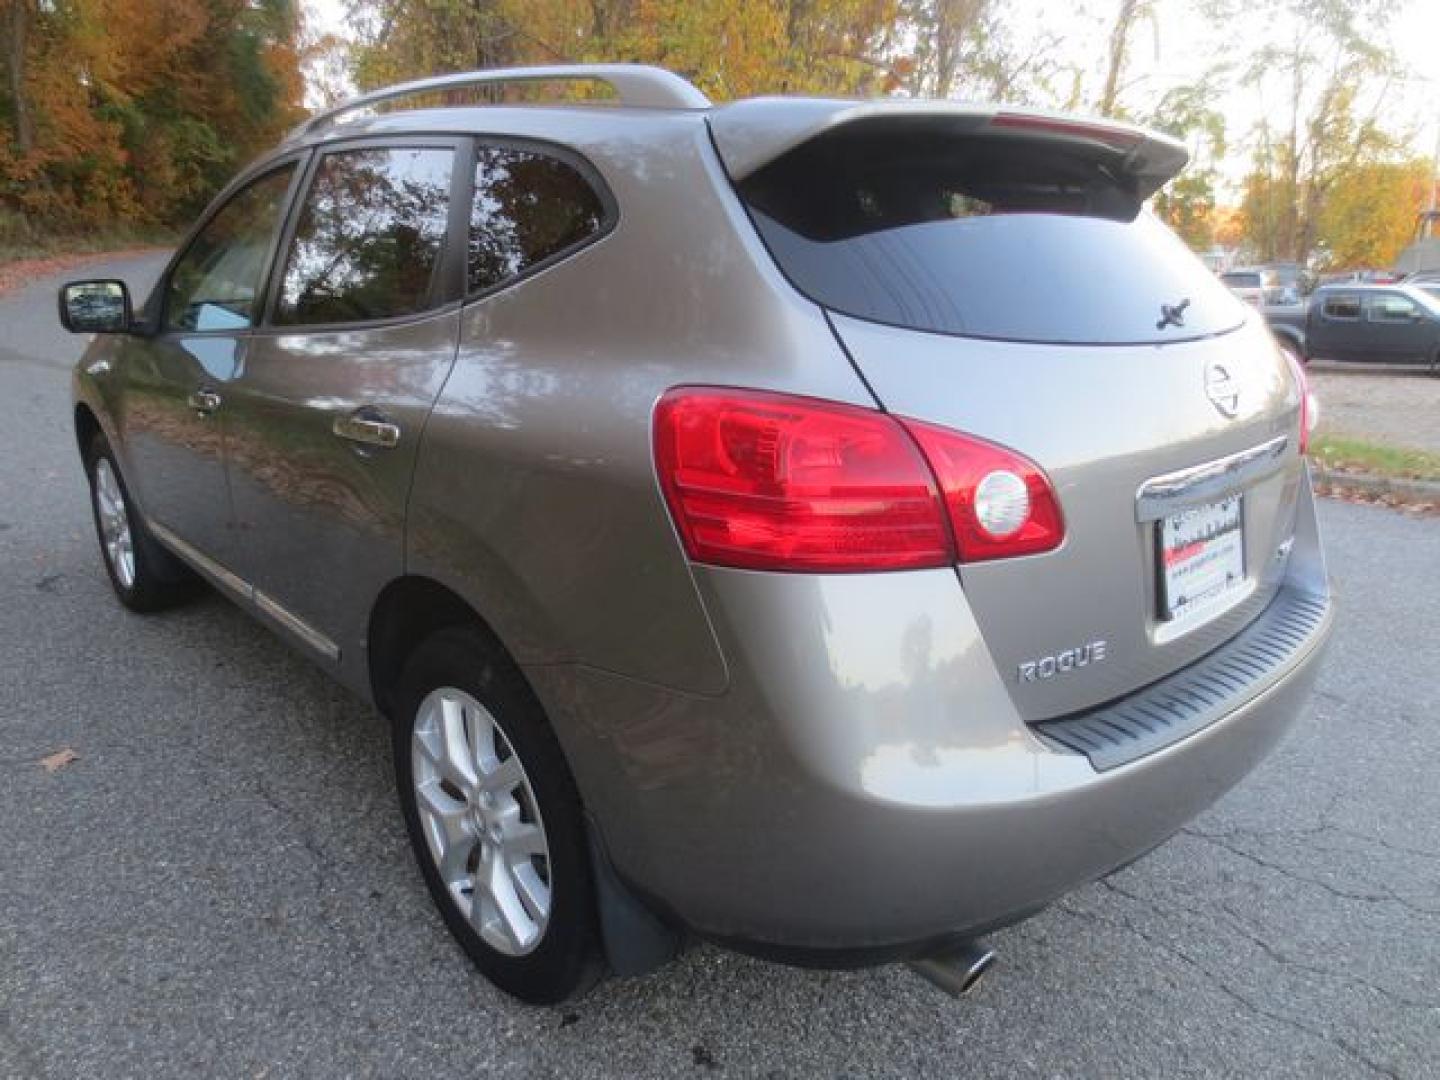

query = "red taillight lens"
[
  {"left": 653, "top": 388, "right": 1066, "bottom": 571},
  {"left": 653, "top": 389, "right": 952, "bottom": 571},
  {"left": 899, "top": 419, "right": 1065, "bottom": 561},
  {"left": 1282, "top": 349, "right": 1318, "bottom": 454}
]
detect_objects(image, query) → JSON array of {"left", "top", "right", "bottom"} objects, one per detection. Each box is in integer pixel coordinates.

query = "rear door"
[
  {"left": 221, "top": 138, "right": 466, "bottom": 679},
  {"left": 723, "top": 112, "right": 1307, "bottom": 720},
  {"left": 1310, "top": 292, "right": 1366, "bottom": 361}
]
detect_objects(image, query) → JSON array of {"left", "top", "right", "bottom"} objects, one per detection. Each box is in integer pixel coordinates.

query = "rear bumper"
[{"left": 527, "top": 477, "right": 1333, "bottom": 963}]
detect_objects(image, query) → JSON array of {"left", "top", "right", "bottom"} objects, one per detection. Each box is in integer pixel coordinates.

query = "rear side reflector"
[{"left": 654, "top": 388, "right": 1065, "bottom": 572}]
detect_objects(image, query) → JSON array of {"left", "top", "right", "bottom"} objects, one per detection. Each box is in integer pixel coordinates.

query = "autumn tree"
[
  {"left": 0, "top": 0, "right": 305, "bottom": 237},
  {"left": 1146, "top": 80, "right": 1226, "bottom": 249},
  {"left": 1314, "top": 158, "right": 1431, "bottom": 269},
  {"left": 347, "top": 0, "right": 902, "bottom": 100}
]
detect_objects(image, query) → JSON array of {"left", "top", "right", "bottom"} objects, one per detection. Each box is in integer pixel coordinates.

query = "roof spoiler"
[{"left": 708, "top": 98, "right": 1190, "bottom": 201}]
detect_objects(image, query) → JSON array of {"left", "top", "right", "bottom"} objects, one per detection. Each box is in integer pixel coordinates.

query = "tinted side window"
[
  {"left": 164, "top": 164, "right": 296, "bottom": 332},
  {"left": 469, "top": 146, "right": 607, "bottom": 293},
  {"left": 276, "top": 147, "right": 455, "bottom": 326},
  {"left": 1368, "top": 294, "right": 1417, "bottom": 321},
  {"left": 1322, "top": 295, "right": 1361, "bottom": 319}
]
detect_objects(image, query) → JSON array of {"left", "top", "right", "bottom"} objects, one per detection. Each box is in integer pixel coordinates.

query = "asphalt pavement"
[{"left": 1, "top": 255, "right": 1437, "bottom": 1079}]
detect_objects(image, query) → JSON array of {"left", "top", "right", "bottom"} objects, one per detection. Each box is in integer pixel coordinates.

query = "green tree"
[
  {"left": 1235, "top": 0, "right": 1401, "bottom": 266},
  {"left": 1146, "top": 80, "right": 1227, "bottom": 250}
]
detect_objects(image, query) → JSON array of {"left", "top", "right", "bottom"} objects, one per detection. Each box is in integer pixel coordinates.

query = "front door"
[
  {"left": 119, "top": 161, "right": 301, "bottom": 564},
  {"left": 1364, "top": 291, "right": 1430, "bottom": 363},
  {"left": 222, "top": 140, "right": 465, "bottom": 682}
]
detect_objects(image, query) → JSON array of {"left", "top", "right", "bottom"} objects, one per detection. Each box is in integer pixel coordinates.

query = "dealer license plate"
[{"left": 1159, "top": 495, "right": 1244, "bottom": 622}]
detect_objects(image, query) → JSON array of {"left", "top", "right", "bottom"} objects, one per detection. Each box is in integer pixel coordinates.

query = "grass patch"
[{"left": 1310, "top": 433, "right": 1440, "bottom": 483}]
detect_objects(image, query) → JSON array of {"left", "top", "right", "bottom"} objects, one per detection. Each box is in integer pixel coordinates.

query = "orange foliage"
[{"left": 1, "top": 0, "right": 305, "bottom": 233}]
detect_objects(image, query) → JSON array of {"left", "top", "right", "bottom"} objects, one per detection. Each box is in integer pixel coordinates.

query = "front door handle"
[
  {"left": 188, "top": 389, "right": 222, "bottom": 415},
  {"left": 333, "top": 408, "right": 401, "bottom": 450}
]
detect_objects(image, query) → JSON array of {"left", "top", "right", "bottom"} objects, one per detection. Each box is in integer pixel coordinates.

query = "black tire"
[
  {"left": 84, "top": 432, "right": 195, "bottom": 613},
  {"left": 392, "top": 626, "right": 603, "bottom": 1004}
]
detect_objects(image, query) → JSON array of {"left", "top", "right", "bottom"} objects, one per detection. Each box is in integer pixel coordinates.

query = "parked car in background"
[
  {"left": 1411, "top": 281, "right": 1440, "bottom": 305},
  {"left": 1263, "top": 299, "right": 1310, "bottom": 361},
  {"left": 1220, "top": 268, "right": 1271, "bottom": 306},
  {"left": 1262, "top": 261, "right": 1313, "bottom": 299},
  {"left": 1221, "top": 266, "right": 1297, "bottom": 306},
  {"left": 1270, "top": 284, "right": 1440, "bottom": 370},
  {"left": 1320, "top": 268, "right": 1401, "bottom": 287},
  {"left": 58, "top": 63, "right": 1332, "bottom": 1005}
]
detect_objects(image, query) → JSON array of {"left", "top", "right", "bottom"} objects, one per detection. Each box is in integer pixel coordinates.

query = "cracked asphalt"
[{"left": 2, "top": 254, "right": 1438, "bottom": 1079}]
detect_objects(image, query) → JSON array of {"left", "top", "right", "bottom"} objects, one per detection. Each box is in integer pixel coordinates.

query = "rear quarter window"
[
  {"left": 468, "top": 145, "right": 610, "bottom": 295},
  {"left": 739, "top": 127, "right": 1246, "bottom": 346}
]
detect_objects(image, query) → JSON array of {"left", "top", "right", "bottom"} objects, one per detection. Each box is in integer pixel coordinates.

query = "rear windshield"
[
  {"left": 1221, "top": 272, "right": 1263, "bottom": 288},
  {"left": 739, "top": 127, "right": 1246, "bottom": 345}
]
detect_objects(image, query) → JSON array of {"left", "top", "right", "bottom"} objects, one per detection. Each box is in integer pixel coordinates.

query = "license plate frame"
[{"left": 1157, "top": 494, "right": 1245, "bottom": 623}]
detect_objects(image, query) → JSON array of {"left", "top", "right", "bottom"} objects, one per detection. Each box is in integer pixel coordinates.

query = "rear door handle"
[
  {"left": 188, "top": 389, "right": 222, "bottom": 415},
  {"left": 333, "top": 408, "right": 401, "bottom": 450}
]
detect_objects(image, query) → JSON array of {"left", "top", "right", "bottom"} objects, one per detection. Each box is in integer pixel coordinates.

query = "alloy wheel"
[
  {"left": 93, "top": 457, "right": 136, "bottom": 590},
  {"left": 411, "top": 687, "right": 552, "bottom": 956}
]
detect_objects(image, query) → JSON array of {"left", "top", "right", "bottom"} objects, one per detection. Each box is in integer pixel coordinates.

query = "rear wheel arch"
[
  {"left": 370, "top": 575, "right": 681, "bottom": 989},
  {"left": 367, "top": 575, "right": 530, "bottom": 718},
  {"left": 74, "top": 402, "right": 102, "bottom": 461}
]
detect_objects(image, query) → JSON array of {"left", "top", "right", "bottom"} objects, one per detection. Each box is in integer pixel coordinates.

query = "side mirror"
[{"left": 58, "top": 279, "right": 132, "bottom": 334}]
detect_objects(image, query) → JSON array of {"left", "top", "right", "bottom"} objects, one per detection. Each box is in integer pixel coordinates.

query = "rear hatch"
[{"left": 711, "top": 102, "right": 1308, "bottom": 721}]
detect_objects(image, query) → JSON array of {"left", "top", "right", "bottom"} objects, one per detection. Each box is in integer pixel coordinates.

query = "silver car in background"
[{"left": 61, "top": 64, "right": 1331, "bottom": 1004}]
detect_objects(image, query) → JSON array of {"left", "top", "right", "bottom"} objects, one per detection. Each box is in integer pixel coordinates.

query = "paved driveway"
[
  {"left": 2, "top": 256, "right": 1437, "bottom": 1078},
  {"left": 1309, "top": 366, "right": 1440, "bottom": 455}
]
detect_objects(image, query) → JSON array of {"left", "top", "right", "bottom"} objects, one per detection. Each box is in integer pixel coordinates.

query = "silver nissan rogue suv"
[{"left": 61, "top": 64, "right": 1332, "bottom": 1004}]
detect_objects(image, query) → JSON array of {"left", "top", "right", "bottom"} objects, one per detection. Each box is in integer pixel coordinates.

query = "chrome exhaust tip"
[{"left": 907, "top": 941, "right": 997, "bottom": 998}]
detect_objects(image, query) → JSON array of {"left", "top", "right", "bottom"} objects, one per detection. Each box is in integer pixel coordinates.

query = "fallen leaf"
[{"left": 40, "top": 748, "right": 79, "bottom": 773}]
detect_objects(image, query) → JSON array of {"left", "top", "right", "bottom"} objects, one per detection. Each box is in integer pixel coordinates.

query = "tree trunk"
[
  {"left": 6, "top": 0, "right": 33, "bottom": 153},
  {"left": 931, "top": 0, "right": 983, "bottom": 98},
  {"left": 1097, "top": 0, "right": 1139, "bottom": 117}
]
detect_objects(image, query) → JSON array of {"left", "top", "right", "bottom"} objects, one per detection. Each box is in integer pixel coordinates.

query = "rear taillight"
[
  {"left": 898, "top": 419, "right": 1066, "bottom": 562},
  {"left": 1281, "top": 349, "right": 1318, "bottom": 453},
  {"left": 653, "top": 388, "right": 1065, "bottom": 572}
]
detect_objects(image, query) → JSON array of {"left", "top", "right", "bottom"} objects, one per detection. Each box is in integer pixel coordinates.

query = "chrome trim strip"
[
  {"left": 147, "top": 520, "right": 251, "bottom": 600},
  {"left": 255, "top": 589, "right": 341, "bottom": 663},
  {"left": 1136, "top": 435, "right": 1289, "bottom": 521},
  {"left": 147, "top": 520, "right": 340, "bottom": 663}
]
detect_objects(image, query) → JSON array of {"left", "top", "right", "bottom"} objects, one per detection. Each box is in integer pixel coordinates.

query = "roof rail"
[{"left": 288, "top": 63, "right": 711, "bottom": 141}]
